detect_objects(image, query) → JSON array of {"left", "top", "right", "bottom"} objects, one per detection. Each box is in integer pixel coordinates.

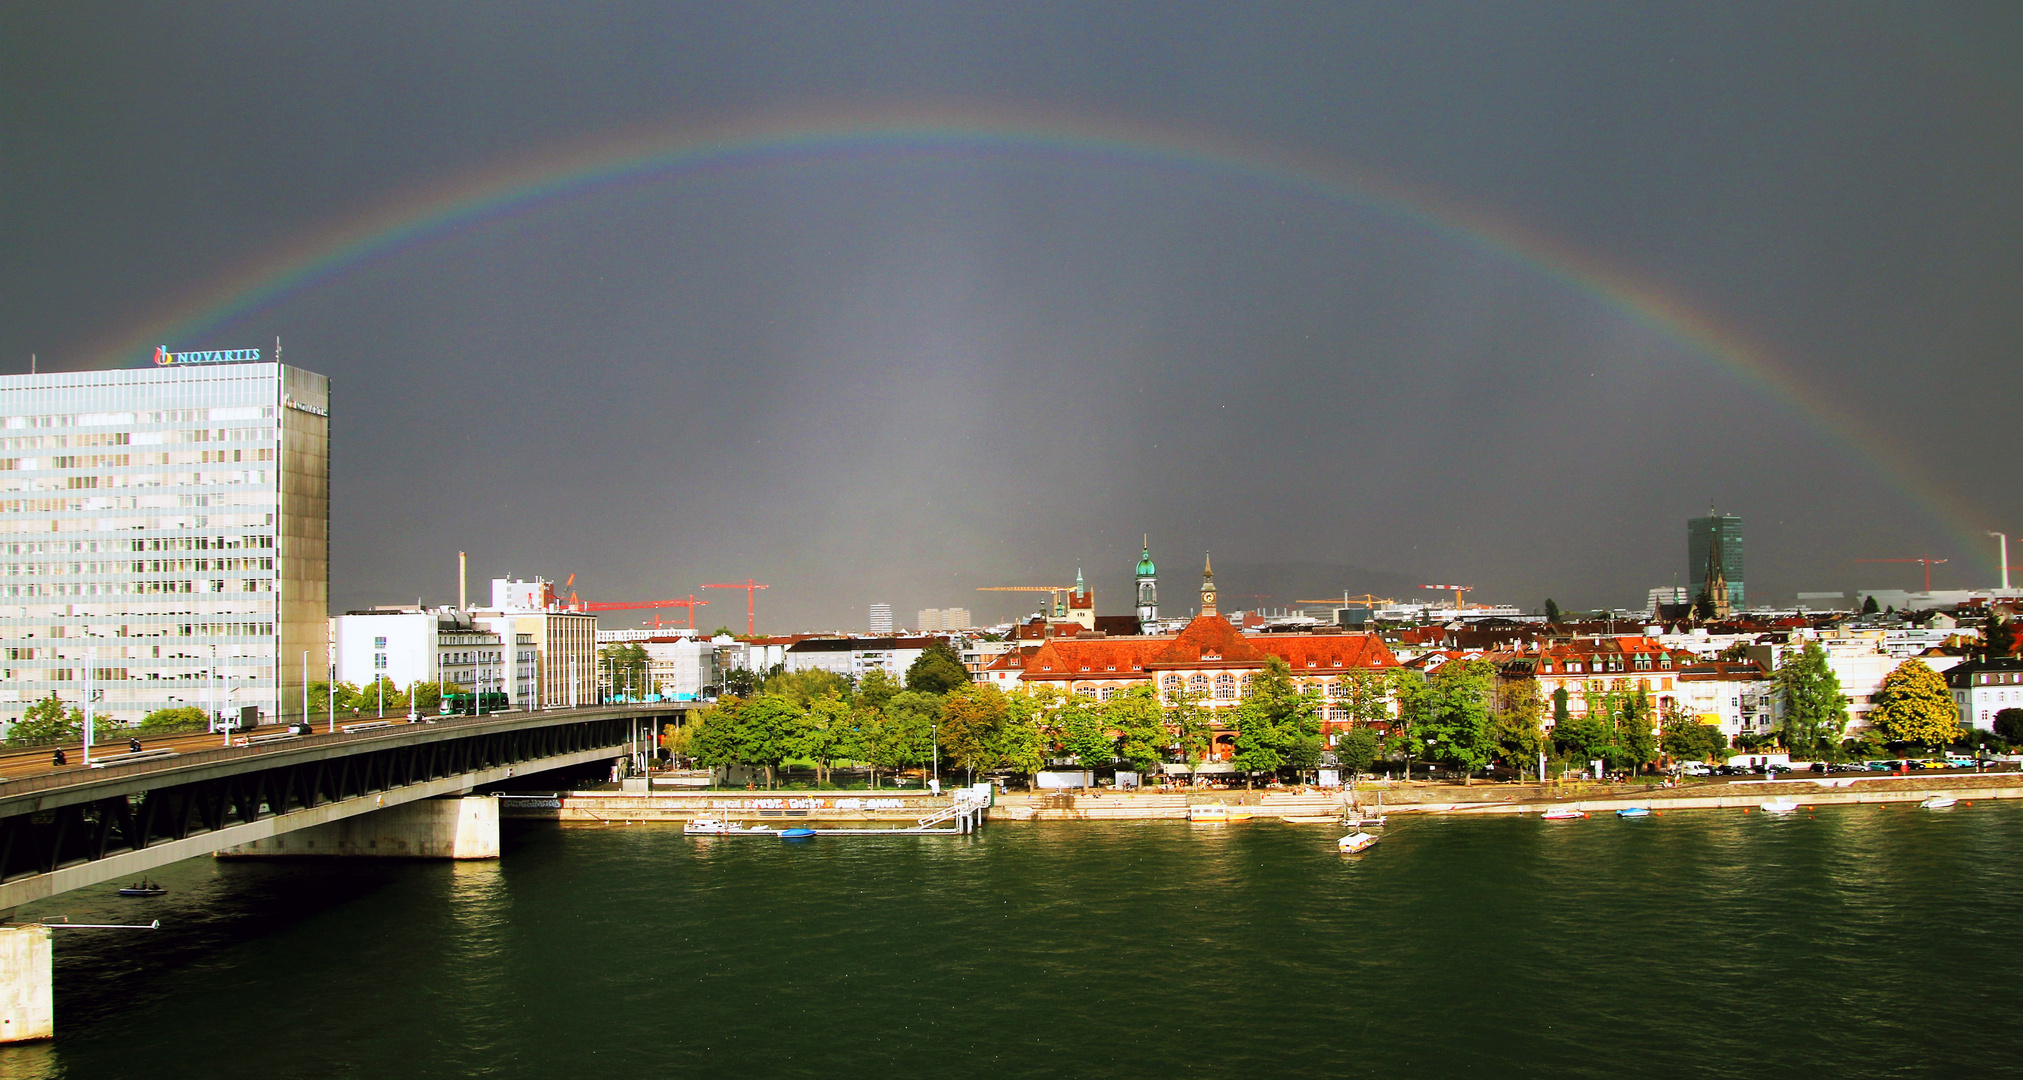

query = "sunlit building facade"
[{"left": 0, "top": 361, "right": 330, "bottom": 732}]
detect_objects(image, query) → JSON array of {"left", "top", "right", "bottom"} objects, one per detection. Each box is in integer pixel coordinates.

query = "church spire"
[{"left": 1200, "top": 552, "right": 1217, "bottom": 617}]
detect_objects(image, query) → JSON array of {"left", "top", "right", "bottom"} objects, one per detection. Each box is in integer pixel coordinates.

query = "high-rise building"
[
  {"left": 1135, "top": 537, "right": 1158, "bottom": 623},
  {"left": 0, "top": 359, "right": 330, "bottom": 731},
  {"left": 1687, "top": 510, "right": 1745, "bottom": 611},
  {"left": 868, "top": 603, "right": 893, "bottom": 634},
  {"left": 917, "top": 608, "right": 942, "bottom": 633}
]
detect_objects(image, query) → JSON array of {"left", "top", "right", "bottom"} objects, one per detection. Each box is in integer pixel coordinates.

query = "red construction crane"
[
  {"left": 1420, "top": 583, "right": 1475, "bottom": 610},
  {"left": 702, "top": 579, "right": 770, "bottom": 636},
  {"left": 1855, "top": 556, "right": 1948, "bottom": 593},
  {"left": 572, "top": 595, "right": 709, "bottom": 631}
]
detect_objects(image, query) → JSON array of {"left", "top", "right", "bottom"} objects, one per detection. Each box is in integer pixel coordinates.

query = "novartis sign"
[{"left": 152, "top": 345, "right": 261, "bottom": 366}]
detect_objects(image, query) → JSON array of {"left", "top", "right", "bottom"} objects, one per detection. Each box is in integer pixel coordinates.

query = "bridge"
[{"left": 0, "top": 703, "right": 696, "bottom": 1041}]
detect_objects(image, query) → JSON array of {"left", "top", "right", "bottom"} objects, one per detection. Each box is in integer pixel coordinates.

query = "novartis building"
[{"left": 0, "top": 354, "right": 329, "bottom": 732}]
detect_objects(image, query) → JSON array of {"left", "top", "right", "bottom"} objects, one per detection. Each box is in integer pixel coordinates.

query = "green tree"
[
  {"left": 1995, "top": 707, "right": 2023, "bottom": 746},
  {"left": 1334, "top": 726, "right": 1380, "bottom": 778},
  {"left": 1104, "top": 685, "right": 1168, "bottom": 774},
  {"left": 1986, "top": 614, "right": 2019, "bottom": 659},
  {"left": 1166, "top": 688, "right": 1214, "bottom": 766},
  {"left": 789, "top": 692, "right": 852, "bottom": 784},
  {"left": 904, "top": 644, "right": 969, "bottom": 695},
  {"left": 1058, "top": 696, "right": 1115, "bottom": 769},
  {"left": 688, "top": 697, "right": 749, "bottom": 776},
  {"left": 856, "top": 668, "right": 902, "bottom": 711},
  {"left": 354, "top": 676, "right": 407, "bottom": 715},
  {"left": 1869, "top": 659, "right": 1961, "bottom": 749},
  {"left": 763, "top": 668, "right": 854, "bottom": 707},
  {"left": 720, "top": 667, "right": 760, "bottom": 698},
  {"left": 1231, "top": 655, "right": 1320, "bottom": 784},
  {"left": 1423, "top": 659, "right": 1497, "bottom": 774},
  {"left": 598, "top": 643, "right": 651, "bottom": 697},
  {"left": 1490, "top": 677, "right": 1545, "bottom": 776},
  {"left": 940, "top": 683, "right": 1010, "bottom": 781},
  {"left": 1387, "top": 668, "right": 1433, "bottom": 779},
  {"left": 1618, "top": 687, "right": 1658, "bottom": 770},
  {"left": 1544, "top": 598, "right": 1562, "bottom": 623},
  {"left": 867, "top": 694, "right": 936, "bottom": 783},
  {"left": 409, "top": 681, "right": 444, "bottom": 716},
  {"left": 8, "top": 694, "right": 82, "bottom": 745},
  {"left": 1776, "top": 641, "right": 1849, "bottom": 756},
  {"left": 137, "top": 705, "right": 208, "bottom": 733},
  {"left": 995, "top": 687, "right": 1056, "bottom": 784},
  {"left": 1862, "top": 594, "right": 1882, "bottom": 615},
  {"left": 738, "top": 693, "right": 803, "bottom": 786},
  {"left": 1660, "top": 711, "right": 1727, "bottom": 762}
]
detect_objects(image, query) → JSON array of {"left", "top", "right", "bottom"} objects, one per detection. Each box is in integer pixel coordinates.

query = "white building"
[
  {"left": 334, "top": 608, "right": 529, "bottom": 705},
  {"left": 1945, "top": 658, "right": 2023, "bottom": 731},
  {"left": 916, "top": 607, "right": 972, "bottom": 632},
  {"left": 638, "top": 635, "right": 719, "bottom": 701},
  {"left": 1671, "top": 661, "right": 1778, "bottom": 743},
  {"left": 471, "top": 576, "right": 597, "bottom": 708},
  {"left": 868, "top": 604, "right": 893, "bottom": 634},
  {"left": 0, "top": 359, "right": 329, "bottom": 730},
  {"left": 784, "top": 636, "right": 945, "bottom": 681}
]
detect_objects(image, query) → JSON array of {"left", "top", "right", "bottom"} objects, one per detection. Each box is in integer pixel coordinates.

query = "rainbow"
[{"left": 84, "top": 105, "right": 1992, "bottom": 564}]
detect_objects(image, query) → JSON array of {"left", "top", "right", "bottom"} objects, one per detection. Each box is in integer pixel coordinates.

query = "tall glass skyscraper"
[
  {"left": 1687, "top": 511, "right": 1744, "bottom": 610},
  {"left": 0, "top": 360, "right": 329, "bottom": 732}
]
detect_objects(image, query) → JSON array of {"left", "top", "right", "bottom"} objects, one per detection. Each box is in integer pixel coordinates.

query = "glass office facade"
[
  {"left": 1687, "top": 513, "right": 1745, "bottom": 610},
  {"left": 0, "top": 362, "right": 329, "bottom": 731}
]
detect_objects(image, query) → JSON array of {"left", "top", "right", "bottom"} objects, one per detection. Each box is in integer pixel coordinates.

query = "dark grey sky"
[{"left": 4, "top": 2, "right": 2019, "bottom": 629}]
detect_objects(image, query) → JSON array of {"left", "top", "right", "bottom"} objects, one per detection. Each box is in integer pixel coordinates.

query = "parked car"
[{"left": 1679, "top": 762, "right": 1712, "bottom": 776}]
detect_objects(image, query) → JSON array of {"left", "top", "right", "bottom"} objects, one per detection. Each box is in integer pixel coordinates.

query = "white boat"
[
  {"left": 1541, "top": 808, "right": 1586, "bottom": 821},
  {"left": 1759, "top": 800, "right": 1800, "bottom": 815},
  {"left": 1919, "top": 796, "right": 1958, "bottom": 809},
  {"left": 683, "top": 816, "right": 774, "bottom": 835},
  {"left": 1336, "top": 831, "right": 1379, "bottom": 854},
  {"left": 1279, "top": 815, "right": 1340, "bottom": 825},
  {"left": 1188, "top": 805, "right": 1255, "bottom": 823}
]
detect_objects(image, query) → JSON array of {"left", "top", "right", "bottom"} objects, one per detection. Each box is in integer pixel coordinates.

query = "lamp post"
[{"left": 81, "top": 647, "right": 93, "bottom": 768}]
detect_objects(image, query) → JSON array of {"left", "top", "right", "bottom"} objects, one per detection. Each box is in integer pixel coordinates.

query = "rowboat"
[
  {"left": 1541, "top": 808, "right": 1586, "bottom": 821},
  {"left": 1616, "top": 807, "right": 1652, "bottom": 818},
  {"left": 1919, "top": 796, "right": 1958, "bottom": 809},
  {"left": 1759, "top": 800, "right": 1800, "bottom": 815},
  {"left": 1188, "top": 805, "right": 1255, "bottom": 823},
  {"left": 778, "top": 827, "right": 818, "bottom": 838},
  {"left": 1278, "top": 815, "right": 1340, "bottom": 825},
  {"left": 1336, "top": 831, "right": 1379, "bottom": 854},
  {"left": 117, "top": 879, "right": 167, "bottom": 897}
]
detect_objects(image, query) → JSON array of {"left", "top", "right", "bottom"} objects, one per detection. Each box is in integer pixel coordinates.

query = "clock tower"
[{"left": 1199, "top": 553, "right": 1217, "bottom": 617}]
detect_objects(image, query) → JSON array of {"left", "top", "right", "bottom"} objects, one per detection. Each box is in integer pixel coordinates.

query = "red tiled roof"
[{"left": 1021, "top": 638, "right": 1167, "bottom": 678}]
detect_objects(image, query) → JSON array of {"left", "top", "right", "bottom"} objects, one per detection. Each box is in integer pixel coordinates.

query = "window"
[
  {"left": 374, "top": 653, "right": 387, "bottom": 670},
  {"left": 1214, "top": 673, "right": 1237, "bottom": 699},
  {"left": 1188, "top": 673, "right": 1210, "bottom": 697},
  {"left": 374, "top": 636, "right": 387, "bottom": 649},
  {"left": 1162, "top": 674, "right": 1183, "bottom": 699}
]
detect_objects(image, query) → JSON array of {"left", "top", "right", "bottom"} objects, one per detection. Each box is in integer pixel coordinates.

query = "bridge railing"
[{"left": 0, "top": 705, "right": 663, "bottom": 800}]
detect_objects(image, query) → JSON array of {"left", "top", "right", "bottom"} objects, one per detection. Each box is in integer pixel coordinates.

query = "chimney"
[{"left": 458, "top": 551, "right": 467, "bottom": 611}]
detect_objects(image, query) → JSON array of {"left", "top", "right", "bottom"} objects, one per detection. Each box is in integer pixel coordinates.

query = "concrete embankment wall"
[
  {"left": 1437, "top": 778, "right": 2023, "bottom": 816},
  {"left": 502, "top": 790, "right": 956, "bottom": 824},
  {"left": 221, "top": 795, "right": 499, "bottom": 859},
  {"left": 991, "top": 790, "right": 1349, "bottom": 821}
]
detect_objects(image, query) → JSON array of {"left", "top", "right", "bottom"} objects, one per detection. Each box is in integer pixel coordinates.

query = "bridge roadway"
[{"left": 0, "top": 703, "right": 697, "bottom": 912}]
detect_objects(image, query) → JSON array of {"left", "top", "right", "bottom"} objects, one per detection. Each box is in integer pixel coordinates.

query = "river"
[{"left": 4, "top": 800, "right": 2017, "bottom": 1079}]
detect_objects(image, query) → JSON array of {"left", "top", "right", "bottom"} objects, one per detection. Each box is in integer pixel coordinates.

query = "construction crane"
[
  {"left": 702, "top": 579, "right": 769, "bottom": 637},
  {"left": 1295, "top": 593, "right": 1400, "bottom": 607},
  {"left": 572, "top": 595, "right": 709, "bottom": 631},
  {"left": 977, "top": 585, "right": 1071, "bottom": 619},
  {"left": 1421, "top": 583, "right": 1475, "bottom": 610},
  {"left": 1855, "top": 556, "right": 1948, "bottom": 593}
]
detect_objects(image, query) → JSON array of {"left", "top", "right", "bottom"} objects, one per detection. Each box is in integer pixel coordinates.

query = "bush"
[
  {"left": 1994, "top": 708, "right": 2023, "bottom": 747},
  {"left": 138, "top": 705, "right": 209, "bottom": 733}
]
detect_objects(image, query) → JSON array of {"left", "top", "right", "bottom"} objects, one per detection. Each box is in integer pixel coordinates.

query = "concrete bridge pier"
[
  {"left": 219, "top": 795, "right": 500, "bottom": 859},
  {"left": 0, "top": 925, "right": 52, "bottom": 1043}
]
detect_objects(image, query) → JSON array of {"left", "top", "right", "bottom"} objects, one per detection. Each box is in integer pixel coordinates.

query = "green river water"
[{"left": 4, "top": 800, "right": 2018, "bottom": 1079}]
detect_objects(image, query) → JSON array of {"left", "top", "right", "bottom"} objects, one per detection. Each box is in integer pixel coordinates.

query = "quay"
[{"left": 499, "top": 783, "right": 993, "bottom": 833}]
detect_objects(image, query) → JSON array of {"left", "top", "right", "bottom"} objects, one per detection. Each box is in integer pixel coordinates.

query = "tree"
[
  {"left": 1490, "top": 677, "right": 1545, "bottom": 776},
  {"left": 1717, "top": 641, "right": 1754, "bottom": 663},
  {"left": 1862, "top": 594, "right": 1882, "bottom": 615},
  {"left": 1986, "top": 614, "right": 2019, "bottom": 659},
  {"left": 737, "top": 693, "right": 803, "bottom": 786},
  {"left": 1660, "top": 711, "right": 1727, "bottom": 763},
  {"left": 720, "top": 667, "right": 760, "bottom": 698},
  {"left": 598, "top": 643, "right": 651, "bottom": 697},
  {"left": 661, "top": 721, "right": 694, "bottom": 764},
  {"left": 137, "top": 705, "right": 208, "bottom": 733},
  {"left": 1776, "top": 641, "right": 1849, "bottom": 756},
  {"left": 1869, "top": 659, "right": 1961, "bottom": 749},
  {"left": 1231, "top": 656, "right": 1320, "bottom": 784},
  {"left": 856, "top": 668, "right": 902, "bottom": 711},
  {"left": 1335, "top": 726, "right": 1380, "bottom": 778},
  {"left": 940, "top": 684, "right": 1009, "bottom": 781},
  {"left": 688, "top": 697, "right": 748, "bottom": 776},
  {"left": 1335, "top": 669, "right": 1392, "bottom": 729},
  {"left": 1105, "top": 685, "right": 1167, "bottom": 774},
  {"left": 1618, "top": 688, "right": 1658, "bottom": 770},
  {"left": 865, "top": 694, "right": 935, "bottom": 783},
  {"left": 1387, "top": 668, "right": 1433, "bottom": 779},
  {"left": 1544, "top": 598, "right": 1562, "bottom": 624},
  {"left": 1422, "top": 659, "right": 1497, "bottom": 775},
  {"left": 1058, "top": 696, "right": 1115, "bottom": 769},
  {"left": 789, "top": 692, "right": 852, "bottom": 784},
  {"left": 354, "top": 676, "right": 407, "bottom": 715},
  {"left": 763, "top": 668, "right": 854, "bottom": 707},
  {"left": 995, "top": 687, "right": 1056, "bottom": 785},
  {"left": 1995, "top": 707, "right": 2023, "bottom": 747},
  {"left": 709, "top": 626, "right": 735, "bottom": 640},
  {"left": 1166, "top": 689, "right": 1213, "bottom": 766},
  {"left": 409, "top": 681, "right": 444, "bottom": 716},
  {"left": 8, "top": 694, "right": 82, "bottom": 745},
  {"left": 904, "top": 644, "right": 969, "bottom": 695}
]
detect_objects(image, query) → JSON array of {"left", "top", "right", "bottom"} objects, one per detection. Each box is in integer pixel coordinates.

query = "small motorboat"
[
  {"left": 1278, "top": 815, "right": 1340, "bottom": 825},
  {"left": 117, "top": 879, "right": 167, "bottom": 897},
  {"left": 1616, "top": 807, "right": 1653, "bottom": 818},
  {"left": 1759, "top": 800, "right": 1800, "bottom": 815},
  {"left": 683, "top": 817, "right": 773, "bottom": 835},
  {"left": 778, "top": 827, "right": 817, "bottom": 839},
  {"left": 1919, "top": 796, "right": 1958, "bottom": 810},
  {"left": 1336, "top": 831, "right": 1379, "bottom": 854},
  {"left": 1188, "top": 805, "right": 1255, "bottom": 823},
  {"left": 1541, "top": 808, "right": 1587, "bottom": 821}
]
